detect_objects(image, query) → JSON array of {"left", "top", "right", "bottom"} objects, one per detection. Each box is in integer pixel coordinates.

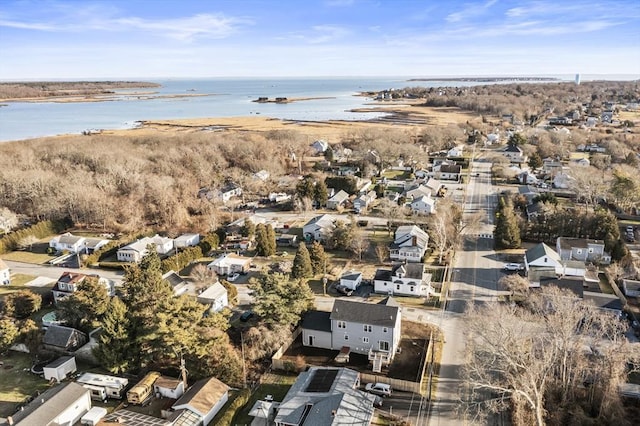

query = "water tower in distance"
[{"left": 575, "top": 73, "right": 581, "bottom": 85}]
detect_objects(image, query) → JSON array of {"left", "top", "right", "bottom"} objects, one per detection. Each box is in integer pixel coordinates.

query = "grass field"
[
  {"left": 0, "top": 352, "right": 51, "bottom": 417},
  {"left": 0, "top": 242, "right": 54, "bottom": 265},
  {"left": 0, "top": 273, "right": 37, "bottom": 295}
]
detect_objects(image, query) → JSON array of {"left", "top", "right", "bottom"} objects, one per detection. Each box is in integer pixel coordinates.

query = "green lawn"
[
  {"left": 0, "top": 352, "right": 51, "bottom": 417},
  {"left": 0, "top": 242, "right": 54, "bottom": 264},
  {"left": 381, "top": 169, "right": 414, "bottom": 180},
  {"left": 0, "top": 274, "right": 38, "bottom": 295},
  {"left": 233, "top": 372, "right": 297, "bottom": 426}
]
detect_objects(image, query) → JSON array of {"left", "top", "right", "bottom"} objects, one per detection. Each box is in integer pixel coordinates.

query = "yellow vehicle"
[{"left": 126, "top": 371, "right": 161, "bottom": 405}]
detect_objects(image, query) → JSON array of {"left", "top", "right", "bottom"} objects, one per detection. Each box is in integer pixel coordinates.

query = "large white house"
[
  {"left": 207, "top": 253, "right": 251, "bottom": 275},
  {"left": 49, "top": 233, "right": 110, "bottom": 254},
  {"left": 410, "top": 194, "right": 436, "bottom": 215},
  {"left": 303, "top": 214, "right": 337, "bottom": 242},
  {"left": 116, "top": 235, "right": 174, "bottom": 262},
  {"left": 52, "top": 271, "right": 113, "bottom": 304},
  {"left": 389, "top": 225, "right": 429, "bottom": 262},
  {"left": 374, "top": 263, "right": 432, "bottom": 297},
  {"left": 302, "top": 297, "right": 401, "bottom": 372},
  {"left": 7, "top": 382, "right": 91, "bottom": 426}
]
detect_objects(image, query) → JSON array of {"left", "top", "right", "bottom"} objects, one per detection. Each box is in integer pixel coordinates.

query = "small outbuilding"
[
  {"left": 80, "top": 407, "right": 108, "bottom": 426},
  {"left": 154, "top": 376, "right": 185, "bottom": 399},
  {"left": 43, "top": 356, "right": 77, "bottom": 382}
]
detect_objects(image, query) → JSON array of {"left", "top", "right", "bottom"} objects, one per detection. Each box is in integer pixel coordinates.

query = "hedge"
[
  {"left": 0, "top": 220, "right": 66, "bottom": 254},
  {"left": 161, "top": 246, "right": 203, "bottom": 274}
]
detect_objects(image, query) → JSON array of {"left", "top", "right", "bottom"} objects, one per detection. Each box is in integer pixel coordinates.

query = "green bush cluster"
[
  {"left": 0, "top": 220, "right": 63, "bottom": 254},
  {"left": 83, "top": 240, "right": 124, "bottom": 265},
  {"left": 161, "top": 246, "right": 203, "bottom": 274},
  {"left": 216, "top": 389, "right": 251, "bottom": 426},
  {"left": 97, "top": 261, "right": 127, "bottom": 270}
]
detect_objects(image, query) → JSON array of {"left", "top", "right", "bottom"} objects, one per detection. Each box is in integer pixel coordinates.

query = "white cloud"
[{"left": 446, "top": 0, "right": 498, "bottom": 23}]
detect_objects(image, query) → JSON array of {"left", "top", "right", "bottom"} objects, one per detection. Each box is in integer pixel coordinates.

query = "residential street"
[
  {"left": 428, "top": 158, "right": 504, "bottom": 426},
  {"left": 4, "top": 259, "right": 125, "bottom": 287}
]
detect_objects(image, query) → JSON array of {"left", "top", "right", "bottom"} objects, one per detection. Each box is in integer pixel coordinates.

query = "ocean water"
[{"left": 0, "top": 75, "right": 618, "bottom": 143}]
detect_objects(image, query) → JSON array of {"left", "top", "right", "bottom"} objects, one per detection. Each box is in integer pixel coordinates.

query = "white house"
[
  {"left": 174, "top": 233, "right": 200, "bottom": 249},
  {"left": 502, "top": 144, "right": 525, "bottom": 163},
  {"left": 52, "top": 271, "right": 112, "bottom": 304},
  {"left": 274, "top": 367, "right": 375, "bottom": 426},
  {"left": 7, "top": 382, "right": 91, "bottom": 426},
  {"left": 0, "top": 258, "right": 10, "bottom": 285},
  {"left": 197, "top": 281, "right": 229, "bottom": 312},
  {"left": 302, "top": 297, "right": 401, "bottom": 372},
  {"left": 327, "top": 190, "right": 350, "bottom": 210},
  {"left": 44, "top": 356, "right": 77, "bottom": 382},
  {"left": 49, "top": 233, "right": 86, "bottom": 253},
  {"left": 353, "top": 191, "right": 376, "bottom": 214},
  {"left": 556, "top": 237, "right": 611, "bottom": 265},
  {"left": 447, "top": 145, "right": 464, "bottom": 157},
  {"left": 404, "top": 185, "right": 432, "bottom": 202},
  {"left": 217, "top": 182, "right": 243, "bottom": 203},
  {"left": 117, "top": 235, "right": 174, "bottom": 262},
  {"left": 410, "top": 195, "right": 436, "bottom": 215},
  {"left": 303, "top": 214, "right": 337, "bottom": 242},
  {"left": 207, "top": 253, "right": 251, "bottom": 275},
  {"left": 339, "top": 271, "right": 363, "bottom": 291},
  {"left": 389, "top": 225, "right": 429, "bottom": 262},
  {"left": 154, "top": 376, "right": 185, "bottom": 399},
  {"left": 553, "top": 171, "right": 575, "bottom": 189},
  {"left": 373, "top": 263, "right": 432, "bottom": 297},
  {"left": 171, "top": 377, "right": 229, "bottom": 426},
  {"left": 311, "top": 139, "right": 329, "bottom": 153},
  {"left": 433, "top": 163, "right": 462, "bottom": 181},
  {"left": 525, "top": 243, "right": 585, "bottom": 282},
  {"left": 253, "top": 169, "right": 270, "bottom": 181}
]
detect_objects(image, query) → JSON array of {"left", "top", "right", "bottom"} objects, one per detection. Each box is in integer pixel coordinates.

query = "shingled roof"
[{"left": 330, "top": 298, "right": 399, "bottom": 327}]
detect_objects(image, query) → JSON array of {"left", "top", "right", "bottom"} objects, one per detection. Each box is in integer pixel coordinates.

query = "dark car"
[{"left": 240, "top": 311, "right": 254, "bottom": 322}]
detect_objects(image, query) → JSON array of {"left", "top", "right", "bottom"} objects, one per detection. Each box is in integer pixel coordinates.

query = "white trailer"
[{"left": 76, "top": 372, "right": 129, "bottom": 401}]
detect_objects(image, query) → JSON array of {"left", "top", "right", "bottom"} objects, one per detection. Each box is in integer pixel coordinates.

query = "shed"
[
  {"left": 154, "top": 376, "right": 185, "bottom": 399},
  {"left": 81, "top": 407, "right": 108, "bottom": 425},
  {"left": 43, "top": 356, "right": 76, "bottom": 382}
]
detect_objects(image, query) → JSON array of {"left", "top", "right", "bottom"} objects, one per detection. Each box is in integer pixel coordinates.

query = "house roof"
[
  {"left": 45, "top": 355, "right": 75, "bottom": 369},
  {"left": 557, "top": 237, "right": 604, "bottom": 250},
  {"left": 525, "top": 243, "right": 561, "bottom": 264},
  {"left": 83, "top": 237, "right": 109, "bottom": 249},
  {"left": 162, "top": 270, "right": 187, "bottom": 291},
  {"left": 405, "top": 185, "right": 431, "bottom": 199},
  {"left": 391, "top": 263, "right": 426, "bottom": 280},
  {"left": 173, "top": 377, "right": 229, "bottom": 417},
  {"left": 504, "top": 144, "right": 523, "bottom": 153},
  {"left": 275, "top": 367, "right": 375, "bottom": 426},
  {"left": 583, "top": 292, "right": 623, "bottom": 311},
  {"left": 43, "top": 325, "right": 86, "bottom": 349},
  {"left": 329, "top": 190, "right": 350, "bottom": 202},
  {"left": 57, "top": 233, "right": 85, "bottom": 245},
  {"left": 304, "top": 214, "right": 336, "bottom": 230},
  {"left": 301, "top": 310, "right": 332, "bottom": 333},
  {"left": 341, "top": 271, "right": 362, "bottom": 281},
  {"left": 331, "top": 299, "right": 399, "bottom": 327},
  {"left": 209, "top": 253, "right": 251, "bottom": 267},
  {"left": 57, "top": 271, "right": 90, "bottom": 285},
  {"left": 8, "top": 382, "right": 89, "bottom": 425},
  {"left": 391, "top": 225, "right": 429, "bottom": 249},
  {"left": 374, "top": 268, "right": 393, "bottom": 282},
  {"left": 439, "top": 164, "right": 461, "bottom": 174},
  {"left": 120, "top": 237, "right": 155, "bottom": 253},
  {"left": 103, "top": 409, "right": 170, "bottom": 426},
  {"left": 155, "top": 376, "right": 184, "bottom": 391},
  {"left": 197, "top": 282, "right": 227, "bottom": 302},
  {"left": 622, "top": 279, "right": 640, "bottom": 292}
]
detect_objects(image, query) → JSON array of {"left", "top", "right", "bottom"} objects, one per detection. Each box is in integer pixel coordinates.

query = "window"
[
  {"left": 383, "top": 327, "right": 388, "bottom": 333},
  {"left": 410, "top": 286, "right": 414, "bottom": 292},
  {"left": 363, "top": 325, "right": 372, "bottom": 333},
  {"left": 577, "top": 249, "right": 582, "bottom": 254},
  {"left": 363, "top": 337, "right": 369, "bottom": 344},
  {"left": 344, "top": 334, "right": 349, "bottom": 341},
  {"left": 337, "top": 321, "right": 346, "bottom": 329},
  {"left": 396, "top": 284, "right": 401, "bottom": 291},
  {"left": 379, "top": 341, "right": 390, "bottom": 351}
]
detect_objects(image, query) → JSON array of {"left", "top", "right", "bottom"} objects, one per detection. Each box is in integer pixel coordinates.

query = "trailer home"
[{"left": 76, "top": 372, "right": 129, "bottom": 401}]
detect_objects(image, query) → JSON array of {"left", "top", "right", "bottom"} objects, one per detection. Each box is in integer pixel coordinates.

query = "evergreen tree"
[
  {"left": 241, "top": 219, "right": 255, "bottom": 238},
  {"left": 528, "top": 152, "right": 543, "bottom": 170},
  {"left": 328, "top": 220, "right": 356, "bottom": 250},
  {"left": 494, "top": 197, "right": 521, "bottom": 249},
  {"left": 309, "top": 241, "right": 328, "bottom": 275},
  {"left": 265, "top": 224, "right": 277, "bottom": 256},
  {"left": 255, "top": 223, "right": 269, "bottom": 256},
  {"left": 0, "top": 318, "right": 19, "bottom": 353},
  {"left": 2, "top": 290, "right": 42, "bottom": 319},
  {"left": 249, "top": 273, "right": 314, "bottom": 328},
  {"left": 94, "top": 297, "right": 132, "bottom": 374},
  {"left": 314, "top": 180, "right": 329, "bottom": 208},
  {"left": 57, "top": 276, "right": 110, "bottom": 332},
  {"left": 508, "top": 133, "right": 527, "bottom": 146},
  {"left": 291, "top": 242, "right": 313, "bottom": 279},
  {"left": 296, "top": 176, "right": 315, "bottom": 200}
]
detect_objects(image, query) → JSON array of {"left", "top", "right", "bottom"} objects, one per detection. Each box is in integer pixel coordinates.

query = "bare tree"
[
  {"left": 0, "top": 207, "right": 19, "bottom": 234},
  {"left": 350, "top": 229, "right": 370, "bottom": 262},
  {"left": 374, "top": 244, "right": 388, "bottom": 264},
  {"left": 462, "top": 286, "right": 640, "bottom": 426}
]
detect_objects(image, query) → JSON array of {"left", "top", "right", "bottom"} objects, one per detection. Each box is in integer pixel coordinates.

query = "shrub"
[
  {"left": 0, "top": 220, "right": 66, "bottom": 254},
  {"left": 161, "top": 246, "right": 203, "bottom": 274}
]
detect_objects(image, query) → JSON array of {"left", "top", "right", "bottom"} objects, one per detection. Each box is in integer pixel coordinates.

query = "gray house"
[
  {"left": 302, "top": 298, "right": 401, "bottom": 372},
  {"left": 556, "top": 237, "right": 611, "bottom": 265},
  {"left": 273, "top": 367, "right": 375, "bottom": 426}
]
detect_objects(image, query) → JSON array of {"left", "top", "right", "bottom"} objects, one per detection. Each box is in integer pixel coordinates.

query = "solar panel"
[{"left": 305, "top": 369, "right": 339, "bottom": 393}]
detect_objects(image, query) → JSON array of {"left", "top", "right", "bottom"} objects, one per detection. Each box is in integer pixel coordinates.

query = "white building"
[
  {"left": 389, "top": 225, "right": 429, "bottom": 262},
  {"left": 174, "top": 233, "right": 200, "bottom": 249},
  {"left": 0, "top": 258, "right": 10, "bottom": 285},
  {"left": 117, "top": 234, "right": 174, "bottom": 262},
  {"left": 44, "top": 356, "right": 77, "bottom": 382},
  {"left": 207, "top": 253, "right": 251, "bottom": 275},
  {"left": 7, "top": 382, "right": 91, "bottom": 426},
  {"left": 197, "top": 281, "right": 229, "bottom": 312},
  {"left": 374, "top": 263, "right": 432, "bottom": 297},
  {"left": 76, "top": 372, "right": 129, "bottom": 401},
  {"left": 339, "top": 271, "right": 363, "bottom": 291},
  {"left": 303, "top": 214, "right": 337, "bottom": 242}
]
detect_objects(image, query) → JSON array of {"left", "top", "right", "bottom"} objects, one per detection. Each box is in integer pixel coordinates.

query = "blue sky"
[{"left": 1, "top": 0, "right": 639, "bottom": 79}]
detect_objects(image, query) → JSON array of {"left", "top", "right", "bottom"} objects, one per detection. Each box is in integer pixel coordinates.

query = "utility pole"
[{"left": 241, "top": 331, "right": 247, "bottom": 388}]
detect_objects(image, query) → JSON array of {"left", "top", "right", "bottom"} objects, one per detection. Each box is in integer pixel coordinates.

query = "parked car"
[
  {"left": 239, "top": 311, "right": 254, "bottom": 322},
  {"left": 503, "top": 263, "right": 524, "bottom": 271},
  {"left": 227, "top": 273, "right": 240, "bottom": 282},
  {"left": 365, "top": 383, "right": 392, "bottom": 397},
  {"left": 373, "top": 396, "right": 383, "bottom": 407},
  {"left": 336, "top": 284, "right": 353, "bottom": 296}
]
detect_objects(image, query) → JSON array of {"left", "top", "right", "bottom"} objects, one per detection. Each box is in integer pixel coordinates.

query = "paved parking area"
[{"left": 369, "top": 389, "right": 428, "bottom": 425}]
